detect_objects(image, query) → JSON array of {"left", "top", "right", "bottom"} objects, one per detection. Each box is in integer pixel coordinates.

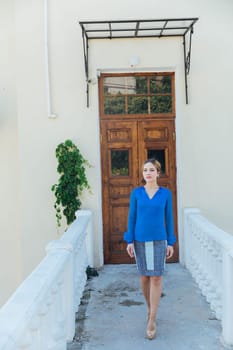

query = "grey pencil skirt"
[{"left": 134, "top": 240, "right": 167, "bottom": 276}]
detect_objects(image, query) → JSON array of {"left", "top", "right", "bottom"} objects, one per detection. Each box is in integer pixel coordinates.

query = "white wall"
[
  {"left": 14, "top": 0, "right": 104, "bottom": 278},
  {"left": 180, "top": 0, "right": 233, "bottom": 234},
  {"left": 1, "top": 0, "right": 233, "bottom": 304},
  {"left": 0, "top": 0, "right": 22, "bottom": 306}
]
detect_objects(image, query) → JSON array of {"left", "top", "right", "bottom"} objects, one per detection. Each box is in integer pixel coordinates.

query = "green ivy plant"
[{"left": 51, "top": 139, "right": 91, "bottom": 227}]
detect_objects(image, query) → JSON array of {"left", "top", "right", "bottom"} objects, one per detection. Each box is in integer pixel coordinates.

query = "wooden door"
[
  {"left": 138, "top": 120, "right": 178, "bottom": 262},
  {"left": 100, "top": 120, "right": 138, "bottom": 263},
  {"left": 100, "top": 119, "right": 178, "bottom": 263}
]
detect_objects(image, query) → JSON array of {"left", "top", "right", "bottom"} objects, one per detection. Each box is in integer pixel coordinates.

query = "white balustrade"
[
  {"left": 0, "top": 209, "right": 94, "bottom": 350},
  {"left": 183, "top": 208, "right": 233, "bottom": 347}
]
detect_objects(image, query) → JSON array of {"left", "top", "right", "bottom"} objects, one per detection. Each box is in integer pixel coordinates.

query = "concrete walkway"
[{"left": 68, "top": 264, "right": 226, "bottom": 350}]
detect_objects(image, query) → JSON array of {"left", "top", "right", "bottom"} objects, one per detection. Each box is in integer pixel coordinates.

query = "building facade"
[{"left": 1, "top": 0, "right": 233, "bottom": 305}]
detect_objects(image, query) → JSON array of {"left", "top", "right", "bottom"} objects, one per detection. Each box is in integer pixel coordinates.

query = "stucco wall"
[
  {"left": 0, "top": 1, "right": 22, "bottom": 306},
  {"left": 1, "top": 0, "right": 233, "bottom": 304},
  {"left": 182, "top": 1, "right": 233, "bottom": 233}
]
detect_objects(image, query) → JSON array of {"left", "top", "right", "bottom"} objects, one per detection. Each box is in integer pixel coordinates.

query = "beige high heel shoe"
[{"left": 146, "top": 321, "right": 156, "bottom": 340}]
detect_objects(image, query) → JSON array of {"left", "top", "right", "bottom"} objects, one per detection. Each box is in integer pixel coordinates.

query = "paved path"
[{"left": 68, "top": 264, "right": 226, "bottom": 350}]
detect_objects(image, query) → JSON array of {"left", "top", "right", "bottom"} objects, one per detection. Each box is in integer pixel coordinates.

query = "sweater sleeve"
[
  {"left": 123, "top": 189, "right": 137, "bottom": 243},
  {"left": 165, "top": 190, "right": 176, "bottom": 246}
]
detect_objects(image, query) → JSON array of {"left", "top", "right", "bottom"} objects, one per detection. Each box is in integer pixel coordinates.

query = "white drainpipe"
[{"left": 44, "top": 0, "right": 57, "bottom": 118}]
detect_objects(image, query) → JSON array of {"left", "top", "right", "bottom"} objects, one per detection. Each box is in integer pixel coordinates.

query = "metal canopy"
[{"left": 79, "top": 18, "right": 199, "bottom": 106}]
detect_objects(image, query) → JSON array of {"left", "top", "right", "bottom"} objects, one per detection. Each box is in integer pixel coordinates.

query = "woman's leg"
[
  {"left": 140, "top": 275, "right": 150, "bottom": 316},
  {"left": 147, "top": 276, "right": 162, "bottom": 330}
]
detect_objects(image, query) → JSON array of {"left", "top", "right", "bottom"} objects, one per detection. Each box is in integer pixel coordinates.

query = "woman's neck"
[{"left": 144, "top": 181, "right": 158, "bottom": 189}]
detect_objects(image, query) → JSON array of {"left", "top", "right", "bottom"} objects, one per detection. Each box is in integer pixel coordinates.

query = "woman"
[{"left": 124, "top": 158, "right": 176, "bottom": 340}]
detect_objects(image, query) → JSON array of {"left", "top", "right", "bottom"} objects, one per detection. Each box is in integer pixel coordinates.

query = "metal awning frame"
[{"left": 79, "top": 18, "right": 199, "bottom": 106}]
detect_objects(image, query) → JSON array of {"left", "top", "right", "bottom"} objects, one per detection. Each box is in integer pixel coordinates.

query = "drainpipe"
[{"left": 44, "top": 0, "right": 57, "bottom": 118}]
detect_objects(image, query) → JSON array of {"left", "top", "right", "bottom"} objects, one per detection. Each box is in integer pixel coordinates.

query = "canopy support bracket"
[
  {"left": 183, "top": 26, "right": 194, "bottom": 104},
  {"left": 81, "top": 27, "right": 90, "bottom": 107}
]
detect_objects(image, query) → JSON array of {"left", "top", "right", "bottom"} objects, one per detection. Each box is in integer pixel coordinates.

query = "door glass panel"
[
  {"left": 134, "top": 76, "right": 148, "bottom": 94},
  {"left": 104, "top": 77, "right": 127, "bottom": 95},
  {"left": 128, "top": 96, "right": 148, "bottom": 114},
  {"left": 150, "top": 75, "right": 171, "bottom": 93},
  {"left": 104, "top": 76, "right": 148, "bottom": 95},
  {"left": 111, "top": 150, "right": 129, "bottom": 176},
  {"left": 147, "top": 149, "right": 165, "bottom": 175},
  {"left": 150, "top": 96, "right": 172, "bottom": 113},
  {"left": 104, "top": 96, "right": 125, "bottom": 114}
]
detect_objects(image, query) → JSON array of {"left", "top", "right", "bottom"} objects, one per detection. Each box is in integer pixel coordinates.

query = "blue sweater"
[{"left": 124, "top": 186, "right": 176, "bottom": 246}]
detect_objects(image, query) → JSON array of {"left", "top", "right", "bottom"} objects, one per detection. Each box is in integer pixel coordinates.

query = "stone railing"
[
  {"left": 183, "top": 208, "right": 233, "bottom": 348},
  {"left": 0, "top": 209, "right": 93, "bottom": 350}
]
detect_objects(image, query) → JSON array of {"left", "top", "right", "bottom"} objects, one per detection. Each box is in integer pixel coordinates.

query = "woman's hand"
[
  {"left": 166, "top": 245, "right": 174, "bottom": 259},
  {"left": 126, "top": 243, "right": 135, "bottom": 258}
]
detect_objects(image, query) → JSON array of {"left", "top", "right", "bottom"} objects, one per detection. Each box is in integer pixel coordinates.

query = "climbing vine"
[{"left": 51, "top": 139, "right": 91, "bottom": 227}]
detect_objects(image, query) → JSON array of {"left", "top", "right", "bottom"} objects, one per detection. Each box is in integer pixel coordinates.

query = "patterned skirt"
[{"left": 134, "top": 240, "right": 167, "bottom": 276}]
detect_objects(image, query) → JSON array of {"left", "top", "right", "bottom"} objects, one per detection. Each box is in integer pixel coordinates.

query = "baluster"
[
  {"left": 74, "top": 236, "right": 87, "bottom": 311},
  {"left": 29, "top": 316, "right": 40, "bottom": 350},
  {"left": 203, "top": 234, "right": 210, "bottom": 288},
  {"left": 191, "top": 228, "right": 199, "bottom": 279},
  {"left": 222, "top": 250, "right": 233, "bottom": 346},
  {"left": 74, "top": 247, "right": 81, "bottom": 310},
  {"left": 57, "top": 278, "right": 66, "bottom": 346},
  {"left": 196, "top": 224, "right": 203, "bottom": 284},
  {"left": 47, "top": 280, "right": 66, "bottom": 350},
  {"left": 210, "top": 243, "right": 222, "bottom": 319},
  {"left": 16, "top": 329, "right": 32, "bottom": 350},
  {"left": 38, "top": 302, "right": 50, "bottom": 349},
  {"left": 198, "top": 232, "right": 208, "bottom": 293},
  {"left": 205, "top": 239, "right": 215, "bottom": 303},
  {"left": 62, "top": 252, "right": 75, "bottom": 342},
  {"left": 187, "top": 217, "right": 193, "bottom": 271},
  {"left": 216, "top": 246, "right": 223, "bottom": 319},
  {"left": 195, "top": 227, "right": 202, "bottom": 286},
  {"left": 76, "top": 209, "right": 94, "bottom": 268}
]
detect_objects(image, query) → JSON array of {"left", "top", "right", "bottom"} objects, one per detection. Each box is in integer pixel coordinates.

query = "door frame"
[{"left": 98, "top": 71, "right": 182, "bottom": 264}]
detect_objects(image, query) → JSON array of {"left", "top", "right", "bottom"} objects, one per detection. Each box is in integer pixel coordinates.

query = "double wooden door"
[{"left": 100, "top": 119, "right": 178, "bottom": 263}]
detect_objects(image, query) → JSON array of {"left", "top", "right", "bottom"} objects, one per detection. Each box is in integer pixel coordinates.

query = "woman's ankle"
[
  {"left": 148, "top": 315, "right": 156, "bottom": 323},
  {"left": 147, "top": 319, "right": 156, "bottom": 330}
]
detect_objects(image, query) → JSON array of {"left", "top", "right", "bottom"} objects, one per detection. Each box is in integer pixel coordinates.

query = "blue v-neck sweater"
[{"left": 124, "top": 186, "right": 176, "bottom": 246}]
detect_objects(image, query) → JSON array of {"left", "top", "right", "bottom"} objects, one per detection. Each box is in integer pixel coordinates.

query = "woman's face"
[{"left": 142, "top": 162, "right": 159, "bottom": 183}]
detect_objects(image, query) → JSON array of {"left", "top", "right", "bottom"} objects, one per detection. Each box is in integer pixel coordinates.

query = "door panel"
[
  {"left": 138, "top": 120, "right": 178, "bottom": 262},
  {"left": 101, "top": 119, "right": 178, "bottom": 263},
  {"left": 100, "top": 120, "right": 138, "bottom": 263}
]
